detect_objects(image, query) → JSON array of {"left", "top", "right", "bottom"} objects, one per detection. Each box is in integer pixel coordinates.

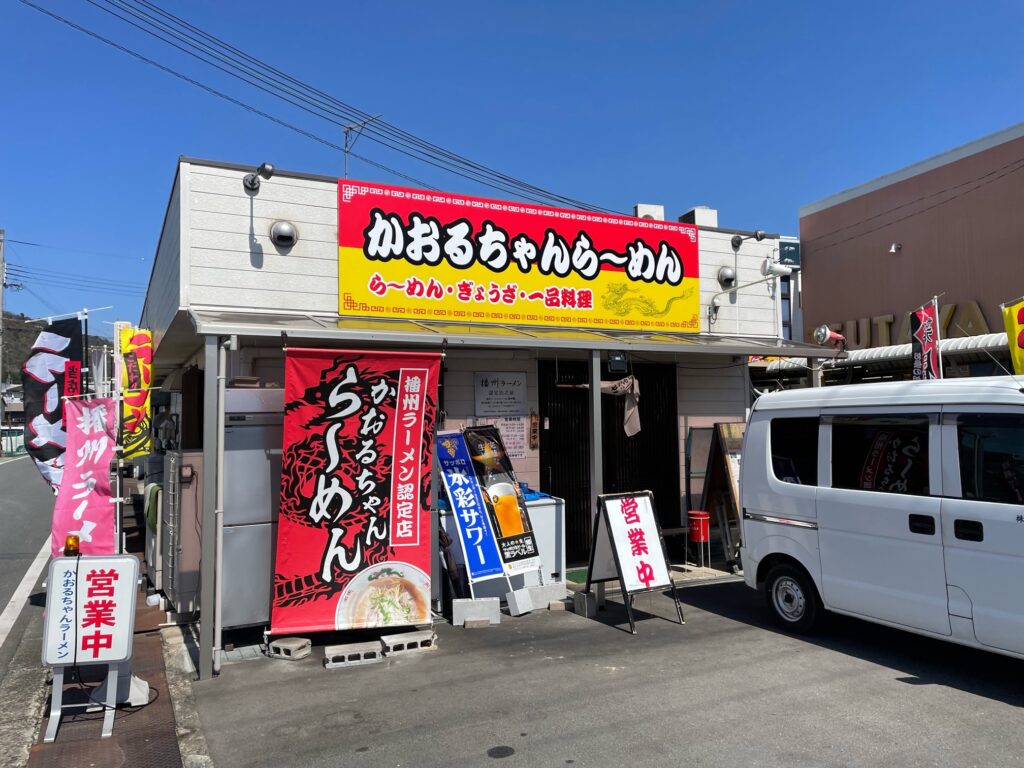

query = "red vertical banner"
[
  {"left": 272, "top": 348, "right": 440, "bottom": 635},
  {"left": 911, "top": 302, "right": 941, "bottom": 380}
]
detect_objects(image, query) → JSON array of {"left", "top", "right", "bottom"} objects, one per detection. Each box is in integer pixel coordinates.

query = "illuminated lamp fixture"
[
  {"left": 63, "top": 534, "right": 80, "bottom": 557},
  {"left": 243, "top": 162, "right": 275, "bottom": 192},
  {"left": 813, "top": 324, "right": 847, "bottom": 352}
]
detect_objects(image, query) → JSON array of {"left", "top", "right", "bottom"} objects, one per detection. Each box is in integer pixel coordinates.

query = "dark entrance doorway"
[{"left": 538, "top": 359, "right": 681, "bottom": 566}]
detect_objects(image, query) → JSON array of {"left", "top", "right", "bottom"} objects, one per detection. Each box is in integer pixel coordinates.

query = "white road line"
[
  {"left": 0, "top": 539, "right": 50, "bottom": 651},
  {"left": 0, "top": 455, "right": 29, "bottom": 468}
]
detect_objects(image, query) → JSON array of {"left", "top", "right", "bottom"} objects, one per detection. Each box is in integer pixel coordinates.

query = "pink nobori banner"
[{"left": 51, "top": 398, "right": 117, "bottom": 558}]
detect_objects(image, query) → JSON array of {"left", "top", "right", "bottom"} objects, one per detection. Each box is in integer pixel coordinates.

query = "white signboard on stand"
[{"left": 43, "top": 554, "right": 139, "bottom": 666}]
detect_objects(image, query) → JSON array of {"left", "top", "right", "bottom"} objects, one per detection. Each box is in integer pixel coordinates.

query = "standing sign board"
[
  {"left": 585, "top": 491, "right": 683, "bottom": 634},
  {"left": 436, "top": 430, "right": 505, "bottom": 584},
  {"left": 700, "top": 422, "right": 746, "bottom": 571},
  {"left": 463, "top": 425, "right": 541, "bottom": 576},
  {"left": 337, "top": 180, "right": 701, "bottom": 333},
  {"left": 271, "top": 348, "right": 440, "bottom": 635},
  {"left": 42, "top": 554, "right": 139, "bottom": 741}
]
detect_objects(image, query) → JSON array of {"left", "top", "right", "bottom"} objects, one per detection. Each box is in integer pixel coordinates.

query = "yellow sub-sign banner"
[
  {"left": 1002, "top": 299, "right": 1024, "bottom": 375},
  {"left": 119, "top": 327, "right": 153, "bottom": 458}
]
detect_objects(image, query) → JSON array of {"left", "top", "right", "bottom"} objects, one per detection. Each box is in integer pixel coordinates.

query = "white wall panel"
[{"left": 140, "top": 171, "right": 182, "bottom": 349}]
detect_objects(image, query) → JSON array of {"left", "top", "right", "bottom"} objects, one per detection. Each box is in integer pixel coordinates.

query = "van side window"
[
  {"left": 831, "top": 415, "right": 930, "bottom": 495},
  {"left": 770, "top": 417, "right": 818, "bottom": 485},
  {"left": 956, "top": 414, "right": 1024, "bottom": 505}
]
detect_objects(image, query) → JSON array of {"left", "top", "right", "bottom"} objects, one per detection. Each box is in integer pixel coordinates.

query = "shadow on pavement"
[{"left": 675, "top": 580, "right": 1024, "bottom": 708}]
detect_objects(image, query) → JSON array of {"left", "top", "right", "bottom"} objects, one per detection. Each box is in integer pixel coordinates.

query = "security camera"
[
  {"left": 243, "top": 162, "right": 275, "bottom": 192},
  {"left": 717, "top": 266, "right": 737, "bottom": 289}
]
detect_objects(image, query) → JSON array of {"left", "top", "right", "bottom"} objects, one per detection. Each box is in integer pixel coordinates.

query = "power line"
[
  {"left": 20, "top": 0, "right": 613, "bottom": 212},
  {"left": 5, "top": 263, "right": 147, "bottom": 291},
  {"left": 87, "top": 0, "right": 590, "bottom": 207},
  {"left": 112, "top": 0, "right": 614, "bottom": 212},
  {"left": 5, "top": 238, "right": 146, "bottom": 262}
]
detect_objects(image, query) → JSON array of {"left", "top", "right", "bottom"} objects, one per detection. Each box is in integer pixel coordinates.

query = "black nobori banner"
[{"left": 20, "top": 318, "right": 83, "bottom": 488}]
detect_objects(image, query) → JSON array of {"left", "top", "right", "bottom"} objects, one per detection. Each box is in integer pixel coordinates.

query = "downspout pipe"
[{"left": 213, "top": 337, "right": 229, "bottom": 674}]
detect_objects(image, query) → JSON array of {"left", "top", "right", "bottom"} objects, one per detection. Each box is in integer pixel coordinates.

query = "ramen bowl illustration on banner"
[{"left": 335, "top": 563, "right": 430, "bottom": 630}]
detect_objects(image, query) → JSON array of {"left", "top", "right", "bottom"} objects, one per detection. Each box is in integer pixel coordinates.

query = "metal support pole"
[
  {"left": 588, "top": 350, "right": 605, "bottom": 606},
  {"left": 809, "top": 357, "right": 822, "bottom": 388},
  {"left": 199, "top": 336, "right": 220, "bottom": 679}
]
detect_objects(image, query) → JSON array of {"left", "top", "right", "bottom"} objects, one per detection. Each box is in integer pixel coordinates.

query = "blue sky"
[{"left": 2, "top": 0, "right": 1023, "bottom": 326}]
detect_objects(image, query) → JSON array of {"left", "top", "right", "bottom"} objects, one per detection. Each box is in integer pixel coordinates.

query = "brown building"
[{"left": 800, "top": 123, "right": 1024, "bottom": 352}]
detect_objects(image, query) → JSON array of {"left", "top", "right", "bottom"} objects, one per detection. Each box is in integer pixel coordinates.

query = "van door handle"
[
  {"left": 954, "top": 519, "right": 984, "bottom": 542},
  {"left": 908, "top": 514, "right": 935, "bottom": 535}
]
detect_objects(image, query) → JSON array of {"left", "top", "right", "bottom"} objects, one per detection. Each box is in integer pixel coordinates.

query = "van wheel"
[{"left": 764, "top": 563, "right": 820, "bottom": 634}]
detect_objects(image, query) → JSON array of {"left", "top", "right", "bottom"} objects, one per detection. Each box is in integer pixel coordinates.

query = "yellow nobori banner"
[
  {"left": 338, "top": 181, "right": 701, "bottom": 333},
  {"left": 1002, "top": 298, "right": 1024, "bottom": 375},
  {"left": 119, "top": 327, "right": 153, "bottom": 458}
]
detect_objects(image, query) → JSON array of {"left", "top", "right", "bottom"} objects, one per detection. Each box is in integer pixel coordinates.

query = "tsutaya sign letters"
[
  {"left": 338, "top": 181, "right": 700, "bottom": 333},
  {"left": 272, "top": 348, "right": 440, "bottom": 635}
]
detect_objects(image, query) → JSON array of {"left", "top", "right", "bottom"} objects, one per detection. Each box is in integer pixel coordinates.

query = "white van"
[{"left": 740, "top": 376, "right": 1024, "bottom": 660}]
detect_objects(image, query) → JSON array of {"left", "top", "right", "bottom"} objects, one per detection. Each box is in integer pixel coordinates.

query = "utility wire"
[
  {"left": 16, "top": 0, "right": 434, "bottom": 191},
  {"left": 87, "top": 0, "right": 590, "bottom": 207},
  {"left": 116, "top": 0, "right": 614, "bottom": 212},
  {"left": 22, "top": 0, "right": 612, "bottom": 211}
]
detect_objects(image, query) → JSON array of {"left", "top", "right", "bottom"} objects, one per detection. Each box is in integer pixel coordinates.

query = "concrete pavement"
[{"left": 186, "top": 583, "right": 1024, "bottom": 768}]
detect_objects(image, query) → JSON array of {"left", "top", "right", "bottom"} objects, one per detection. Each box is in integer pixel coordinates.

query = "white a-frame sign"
[{"left": 585, "top": 491, "right": 684, "bottom": 634}]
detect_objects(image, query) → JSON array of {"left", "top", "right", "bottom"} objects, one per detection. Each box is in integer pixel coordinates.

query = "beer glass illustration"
[{"left": 489, "top": 481, "right": 525, "bottom": 537}]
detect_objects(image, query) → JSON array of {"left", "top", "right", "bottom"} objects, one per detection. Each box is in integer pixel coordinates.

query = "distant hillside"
[{"left": 2, "top": 311, "right": 113, "bottom": 386}]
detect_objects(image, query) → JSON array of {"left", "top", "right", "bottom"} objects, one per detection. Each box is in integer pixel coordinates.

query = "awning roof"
[
  {"left": 188, "top": 308, "right": 837, "bottom": 358},
  {"left": 764, "top": 331, "right": 1009, "bottom": 373}
]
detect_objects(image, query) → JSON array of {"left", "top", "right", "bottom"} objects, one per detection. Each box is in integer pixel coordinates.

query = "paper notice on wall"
[{"left": 478, "top": 417, "right": 527, "bottom": 459}]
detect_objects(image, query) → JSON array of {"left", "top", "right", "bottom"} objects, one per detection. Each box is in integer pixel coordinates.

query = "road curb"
[{"left": 161, "top": 626, "right": 214, "bottom": 768}]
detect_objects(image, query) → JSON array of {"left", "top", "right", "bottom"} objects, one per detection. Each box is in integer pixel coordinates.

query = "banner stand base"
[{"left": 505, "top": 588, "right": 533, "bottom": 616}]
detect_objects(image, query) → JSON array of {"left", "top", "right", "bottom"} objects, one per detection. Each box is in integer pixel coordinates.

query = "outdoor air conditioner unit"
[{"left": 633, "top": 203, "right": 665, "bottom": 221}]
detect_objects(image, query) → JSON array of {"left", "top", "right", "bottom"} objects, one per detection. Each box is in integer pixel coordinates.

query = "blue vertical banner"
[{"left": 436, "top": 431, "right": 505, "bottom": 582}]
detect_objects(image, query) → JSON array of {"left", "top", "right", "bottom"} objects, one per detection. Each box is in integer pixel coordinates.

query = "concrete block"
[
  {"left": 381, "top": 629, "right": 437, "bottom": 655},
  {"left": 324, "top": 641, "right": 384, "bottom": 669},
  {"left": 464, "top": 618, "right": 491, "bottom": 629},
  {"left": 573, "top": 591, "right": 598, "bottom": 618},
  {"left": 267, "top": 637, "right": 311, "bottom": 661},
  {"left": 528, "top": 583, "right": 569, "bottom": 606},
  {"left": 452, "top": 597, "right": 501, "bottom": 626},
  {"left": 548, "top": 599, "right": 568, "bottom": 611},
  {"left": 505, "top": 587, "right": 534, "bottom": 616}
]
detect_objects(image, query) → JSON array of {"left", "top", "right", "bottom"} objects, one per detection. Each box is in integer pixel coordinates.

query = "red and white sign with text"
[
  {"left": 602, "top": 493, "right": 672, "bottom": 593},
  {"left": 42, "top": 555, "right": 139, "bottom": 667},
  {"left": 271, "top": 348, "right": 440, "bottom": 635},
  {"left": 50, "top": 398, "right": 117, "bottom": 558}
]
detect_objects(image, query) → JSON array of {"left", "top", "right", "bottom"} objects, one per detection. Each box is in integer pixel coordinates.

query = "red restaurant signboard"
[{"left": 271, "top": 348, "right": 440, "bottom": 635}]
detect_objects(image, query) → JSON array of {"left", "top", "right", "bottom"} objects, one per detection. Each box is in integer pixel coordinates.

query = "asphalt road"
[
  {"left": 0, "top": 456, "right": 54, "bottom": 767},
  {"left": 190, "top": 583, "right": 1024, "bottom": 768}
]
